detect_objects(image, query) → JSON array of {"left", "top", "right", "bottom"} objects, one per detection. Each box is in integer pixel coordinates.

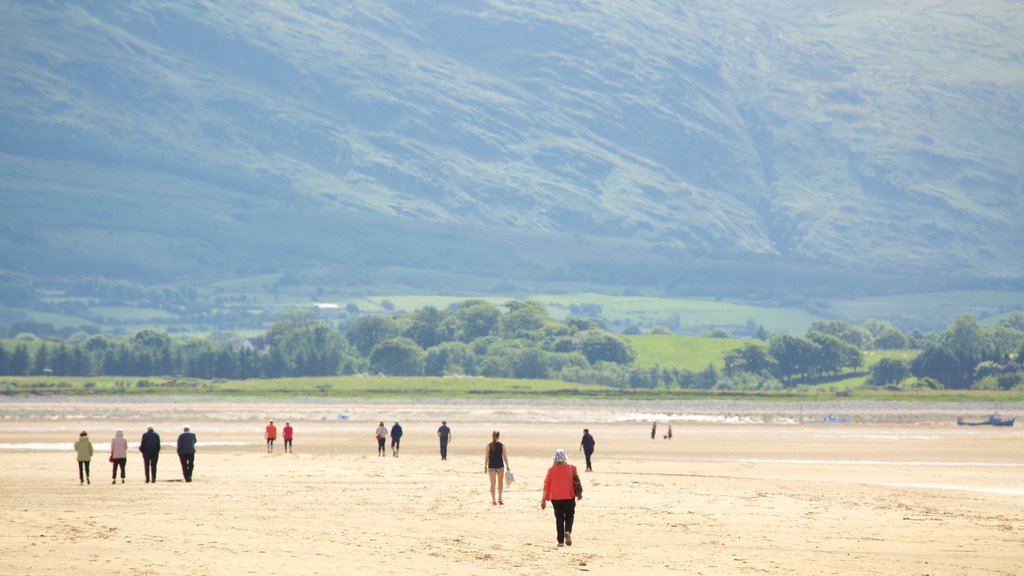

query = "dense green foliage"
[{"left": 3, "top": 303, "right": 1023, "bottom": 394}]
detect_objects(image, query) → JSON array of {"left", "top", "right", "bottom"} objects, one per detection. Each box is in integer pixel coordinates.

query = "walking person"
[
  {"left": 437, "top": 420, "right": 451, "bottom": 460},
  {"left": 540, "top": 449, "right": 583, "bottom": 547},
  {"left": 265, "top": 420, "right": 277, "bottom": 454},
  {"left": 579, "top": 428, "right": 595, "bottom": 472},
  {"left": 283, "top": 421, "right": 293, "bottom": 453},
  {"left": 390, "top": 421, "right": 403, "bottom": 457},
  {"left": 650, "top": 422, "right": 657, "bottom": 439},
  {"left": 74, "top": 430, "right": 93, "bottom": 485},
  {"left": 667, "top": 424, "right": 673, "bottom": 440},
  {"left": 110, "top": 429, "right": 128, "bottom": 484},
  {"left": 139, "top": 425, "right": 161, "bottom": 483},
  {"left": 375, "top": 421, "right": 387, "bottom": 457},
  {"left": 484, "top": 430, "right": 509, "bottom": 506},
  {"left": 177, "top": 425, "right": 197, "bottom": 482}
]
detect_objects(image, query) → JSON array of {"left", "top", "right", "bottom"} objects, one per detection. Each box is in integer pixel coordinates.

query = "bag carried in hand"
[
  {"left": 572, "top": 465, "right": 583, "bottom": 498},
  {"left": 505, "top": 467, "right": 515, "bottom": 486}
]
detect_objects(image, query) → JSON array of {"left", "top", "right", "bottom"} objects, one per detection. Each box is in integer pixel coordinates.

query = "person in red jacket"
[
  {"left": 283, "top": 422, "right": 293, "bottom": 454},
  {"left": 265, "top": 420, "right": 277, "bottom": 454},
  {"left": 540, "top": 449, "right": 582, "bottom": 547}
]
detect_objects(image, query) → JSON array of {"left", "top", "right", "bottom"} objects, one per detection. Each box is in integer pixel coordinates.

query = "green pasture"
[
  {"left": 2, "top": 375, "right": 1021, "bottom": 404},
  {"left": 826, "top": 290, "right": 1024, "bottom": 329},
  {"left": 625, "top": 334, "right": 745, "bottom": 371},
  {"left": 90, "top": 306, "right": 177, "bottom": 321}
]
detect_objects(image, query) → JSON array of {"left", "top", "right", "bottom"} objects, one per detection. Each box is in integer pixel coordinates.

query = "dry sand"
[{"left": 0, "top": 399, "right": 1021, "bottom": 576}]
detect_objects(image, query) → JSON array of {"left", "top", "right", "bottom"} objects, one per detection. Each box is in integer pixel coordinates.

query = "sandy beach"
[{"left": 0, "top": 398, "right": 1021, "bottom": 576}]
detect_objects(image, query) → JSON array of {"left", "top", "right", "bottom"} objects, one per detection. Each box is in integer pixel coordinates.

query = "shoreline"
[{"left": 1, "top": 396, "right": 1019, "bottom": 424}]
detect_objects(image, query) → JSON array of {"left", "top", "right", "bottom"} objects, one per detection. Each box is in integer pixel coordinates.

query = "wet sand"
[{"left": 0, "top": 399, "right": 1021, "bottom": 576}]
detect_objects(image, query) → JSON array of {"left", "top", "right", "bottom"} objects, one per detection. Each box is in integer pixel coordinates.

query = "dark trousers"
[
  {"left": 439, "top": 441, "right": 448, "bottom": 460},
  {"left": 77, "top": 460, "right": 90, "bottom": 481},
  {"left": 179, "top": 453, "right": 195, "bottom": 482},
  {"left": 112, "top": 458, "right": 126, "bottom": 479},
  {"left": 143, "top": 454, "right": 158, "bottom": 482},
  {"left": 551, "top": 499, "right": 576, "bottom": 544},
  {"left": 584, "top": 450, "right": 593, "bottom": 471},
  {"left": 377, "top": 437, "right": 386, "bottom": 455}
]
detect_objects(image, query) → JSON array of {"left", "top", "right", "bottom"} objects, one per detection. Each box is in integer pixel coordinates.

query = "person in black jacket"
[
  {"left": 177, "top": 425, "right": 197, "bottom": 482},
  {"left": 139, "top": 425, "right": 161, "bottom": 483},
  {"left": 579, "top": 428, "right": 596, "bottom": 472},
  {"left": 390, "top": 421, "right": 403, "bottom": 457}
]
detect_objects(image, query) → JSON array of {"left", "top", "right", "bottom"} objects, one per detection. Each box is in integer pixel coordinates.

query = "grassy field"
[
  {"left": 825, "top": 291, "right": 1024, "bottom": 331},
  {"left": 625, "top": 334, "right": 745, "bottom": 370},
  {"left": 10, "top": 285, "right": 1024, "bottom": 341},
  {"left": 2, "top": 375, "right": 1021, "bottom": 404}
]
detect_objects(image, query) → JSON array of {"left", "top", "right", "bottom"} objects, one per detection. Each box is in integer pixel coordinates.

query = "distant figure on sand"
[
  {"left": 650, "top": 422, "right": 657, "bottom": 440},
  {"left": 283, "top": 422, "right": 293, "bottom": 453},
  {"left": 265, "top": 420, "right": 277, "bottom": 453},
  {"left": 540, "top": 449, "right": 582, "bottom": 548},
  {"left": 484, "top": 430, "right": 510, "bottom": 506},
  {"left": 375, "top": 421, "right": 387, "bottom": 456},
  {"left": 110, "top": 429, "right": 128, "bottom": 484},
  {"left": 390, "top": 421, "right": 404, "bottom": 457},
  {"left": 438, "top": 421, "right": 451, "bottom": 460},
  {"left": 74, "top": 430, "right": 93, "bottom": 485},
  {"left": 177, "top": 426, "right": 197, "bottom": 482},
  {"left": 579, "top": 428, "right": 595, "bottom": 472},
  {"left": 667, "top": 424, "right": 673, "bottom": 440},
  {"left": 139, "top": 425, "right": 161, "bottom": 483}
]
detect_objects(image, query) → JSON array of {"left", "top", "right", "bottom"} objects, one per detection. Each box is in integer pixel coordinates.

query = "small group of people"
[
  {"left": 484, "top": 429, "right": 585, "bottom": 548},
  {"left": 650, "top": 422, "right": 673, "bottom": 440},
  {"left": 264, "top": 420, "right": 294, "bottom": 454},
  {"left": 373, "top": 420, "right": 453, "bottom": 460},
  {"left": 375, "top": 420, "right": 405, "bottom": 457},
  {"left": 73, "top": 425, "right": 197, "bottom": 484}
]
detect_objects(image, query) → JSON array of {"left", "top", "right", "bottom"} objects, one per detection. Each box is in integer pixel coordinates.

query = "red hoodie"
[{"left": 542, "top": 463, "right": 577, "bottom": 501}]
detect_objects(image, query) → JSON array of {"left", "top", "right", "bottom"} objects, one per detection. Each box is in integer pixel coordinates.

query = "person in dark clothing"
[
  {"left": 437, "top": 421, "right": 451, "bottom": 460},
  {"left": 579, "top": 428, "right": 595, "bottom": 472},
  {"left": 139, "top": 425, "right": 161, "bottom": 483},
  {"left": 177, "top": 425, "right": 197, "bottom": 482},
  {"left": 390, "top": 421, "right": 403, "bottom": 457}
]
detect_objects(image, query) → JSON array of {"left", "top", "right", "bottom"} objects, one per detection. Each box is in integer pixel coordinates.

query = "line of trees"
[{"left": 2, "top": 302, "right": 1023, "bottom": 392}]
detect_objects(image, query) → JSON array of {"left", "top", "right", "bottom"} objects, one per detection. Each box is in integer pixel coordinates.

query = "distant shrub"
[{"left": 903, "top": 377, "right": 944, "bottom": 390}]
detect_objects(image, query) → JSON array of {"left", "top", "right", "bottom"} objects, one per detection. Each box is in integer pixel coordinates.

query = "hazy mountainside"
[{"left": 1, "top": 0, "right": 1022, "bottom": 296}]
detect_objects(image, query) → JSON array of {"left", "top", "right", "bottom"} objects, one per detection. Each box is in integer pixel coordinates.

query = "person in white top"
[{"left": 110, "top": 429, "right": 129, "bottom": 484}]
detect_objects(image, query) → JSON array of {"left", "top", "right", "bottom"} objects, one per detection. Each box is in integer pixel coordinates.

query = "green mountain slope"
[{"left": 1, "top": 0, "right": 1021, "bottom": 294}]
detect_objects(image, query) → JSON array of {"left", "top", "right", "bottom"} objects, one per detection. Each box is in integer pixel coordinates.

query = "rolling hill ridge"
[{"left": 1, "top": 0, "right": 1022, "bottom": 296}]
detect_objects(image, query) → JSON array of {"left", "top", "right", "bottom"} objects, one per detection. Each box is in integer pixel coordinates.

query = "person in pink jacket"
[
  {"left": 540, "top": 449, "right": 582, "bottom": 547},
  {"left": 110, "top": 429, "right": 129, "bottom": 484}
]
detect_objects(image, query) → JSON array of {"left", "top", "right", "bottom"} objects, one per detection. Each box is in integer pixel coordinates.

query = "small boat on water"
[
  {"left": 823, "top": 413, "right": 850, "bottom": 424},
  {"left": 956, "top": 415, "right": 1015, "bottom": 427}
]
